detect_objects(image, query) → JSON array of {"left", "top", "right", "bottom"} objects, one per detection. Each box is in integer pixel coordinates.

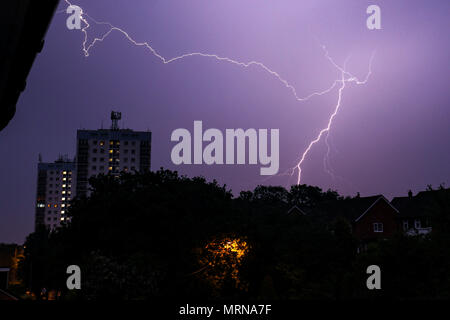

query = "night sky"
[{"left": 1, "top": 0, "right": 449, "bottom": 244}]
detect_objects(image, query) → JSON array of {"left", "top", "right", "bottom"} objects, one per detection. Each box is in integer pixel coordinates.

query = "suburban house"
[
  {"left": 291, "top": 195, "right": 400, "bottom": 242},
  {"left": 344, "top": 195, "right": 399, "bottom": 241},
  {"left": 391, "top": 189, "right": 446, "bottom": 236},
  {"left": 287, "top": 188, "right": 450, "bottom": 242}
]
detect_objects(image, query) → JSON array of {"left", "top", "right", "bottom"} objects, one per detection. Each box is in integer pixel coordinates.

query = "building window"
[
  {"left": 92, "top": 166, "right": 97, "bottom": 170},
  {"left": 100, "top": 141, "right": 105, "bottom": 146},
  {"left": 414, "top": 219, "right": 421, "bottom": 229},
  {"left": 403, "top": 220, "right": 409, "bottom": 231},
  {"left": 131, "top": 150, "right": 136, "bottom": 155},
  {"left": 373, "top": 222, "right": 384, "bottom": 233},
  {"left": 100, "top": 149, "right": 105, "bottom": 154},
  {"left": 93, "top": 149, "right": 98, "bottom": 153}
]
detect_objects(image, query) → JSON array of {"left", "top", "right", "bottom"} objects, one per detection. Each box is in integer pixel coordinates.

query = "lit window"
[
  {"left": 100, "top": 141, "right": 104, "bottom": 146},
  {"left": 62, "top": 197, "right": 66, "bottom": 201},
  {"left": 109, "top": 150, "right": 113, "bottom": 154},
  {"left": 61, "top": 210, "right": 65, "bottom": 214},
  {"left": 47, "top": 204, "right": 51, "bottom": 207},
  {"left": 63, "top": 171, "right": 67, "bottom": 175},
  {"left": 373, "top": 223, "right": 383, "bottom": 233},
  {"left": 62, "top": 191, "right": 66, "bottom": 194},
  {"left": 63, "top": 178, "right": 67, "bottom": 181},
  {"left": 108, "top": 167, "right": 113, "bottom": 171},
  {"left": 61, "top": 204, "right": 65, "bottom": 208},
  {"left": 54, "top": 204, "right": 58, "bottom": 208},
  {"left": 62, "top": 184, "right": 66, "bottom": 188}
]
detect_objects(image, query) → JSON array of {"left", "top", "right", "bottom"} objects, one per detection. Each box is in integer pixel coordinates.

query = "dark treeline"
[{"left": 19, "top": 169, "right": 450, "bottom": 300}]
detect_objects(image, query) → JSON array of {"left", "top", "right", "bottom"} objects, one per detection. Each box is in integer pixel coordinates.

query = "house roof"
[
  {"left": 353, "top": 195, "right": 398, "bottom": 222},
  {"left": 392, "top": 188, "right": 450, "bottom": 218},
  {"left": 318, "top": 195, "right": 397, "bottom": 223},
  {"left": 287, "top": 205, "right": 306, "bottom": 215}
]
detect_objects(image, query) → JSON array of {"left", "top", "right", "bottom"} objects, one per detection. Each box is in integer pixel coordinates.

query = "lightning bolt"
[
  {"left": 63, "top": 1, "right": 374, "bottom": 185},
  {"left": 292, "top": 52, "right": 374, "bottom": 184}
]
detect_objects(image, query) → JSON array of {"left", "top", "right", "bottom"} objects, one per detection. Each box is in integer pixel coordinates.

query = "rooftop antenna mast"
[{"left": 111, "top": 111, "right": 121, "bottom": 130}]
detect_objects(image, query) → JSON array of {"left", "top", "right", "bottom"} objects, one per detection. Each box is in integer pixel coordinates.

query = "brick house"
[
  {"left": 323, "top": 195, "right": 399, "bottom": 242},
  {"left": 351, "top": 195, "right": 399, "bottom": 241}
]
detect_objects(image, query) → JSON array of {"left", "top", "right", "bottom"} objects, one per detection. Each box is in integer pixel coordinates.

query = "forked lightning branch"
[{"left": 64, "top": 0, "right": 375, "bottom": 182}]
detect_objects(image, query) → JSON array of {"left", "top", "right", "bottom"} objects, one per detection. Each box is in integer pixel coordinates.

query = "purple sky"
[{"left": 1, "top": 0, "right": 449, "bottom": 244}]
